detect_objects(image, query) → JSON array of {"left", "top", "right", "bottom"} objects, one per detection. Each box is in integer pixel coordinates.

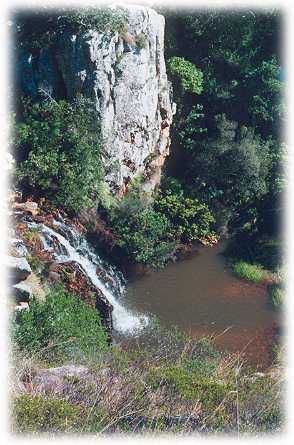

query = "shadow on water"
[{"left": 122, "top": 241, "right": 282, "bottom": 370}]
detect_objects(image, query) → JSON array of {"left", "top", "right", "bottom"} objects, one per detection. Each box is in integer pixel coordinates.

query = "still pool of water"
[{"left": 123, "top": 242, "right": 282, "bottom": 369}]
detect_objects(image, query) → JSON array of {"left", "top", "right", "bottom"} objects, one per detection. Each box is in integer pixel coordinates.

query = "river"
[{"left": 123, "top": 241, "right": 281, "bottom": 370}]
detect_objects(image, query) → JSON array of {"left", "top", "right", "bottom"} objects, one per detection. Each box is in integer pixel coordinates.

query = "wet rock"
[
  {"left": 9, "top": 238, "right": 28, "bottom": 257},
  {"left": 15, "top": 302, "right": 30, "bottom": 312},
  {"left": 12, "top": 201, "right": 39, "bottom": 217},
  {"left": 13, "top": 281, "right": 32, "bottom": 302},
  {"left": 6, "top": 255, "right": 32, "bottom": 283},
  {"left": 48, "top": 270, "right": 61, "bottom": 283}
]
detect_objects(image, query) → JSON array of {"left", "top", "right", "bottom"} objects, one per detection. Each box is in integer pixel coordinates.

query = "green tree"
[
  {"left": 15, "top": 96, "right": 104, "bottom": 213},
  {"left": 183, "top": 116, "right": 271, "bottom": 229}
]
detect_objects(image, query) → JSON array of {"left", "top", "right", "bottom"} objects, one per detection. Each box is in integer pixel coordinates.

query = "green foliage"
[
  {"left": 168, "top": 56, "right": 203, "bottom": 94},
  {"left": 59, "top": 6, "right": 128, "bottom": 34},
  {"left": 178, "top": 104, "right": 207, "bottom": 146},
  {"left": 184, "top": 119, "right": 271, "bottom": 218},
  {"left": 174, "top": 11, "right": 283, "bottom": 133},
  {"left": 12, "top": 395, "right": 82, "bottom": 433},
  {"left": 147, "top": 365, "right": 231, "bottom": 407},
  {"left": 232, "top": 261, "right": 266, "bottom": 283},
  {"left": 155, "top": 187, "right": 215, "bottom": 243},
  {"left": 269, "top": 283, "right": 284, "bottom": 308},
  {"left": 14, "top": 7, "right": 128, "bottom": 50},
  {"left": 11, "top": 285, "right": 108, "bottom": 362},
  {"left": 26, "top": 254, "right": 45, "bottom": 275},
  {"left": 164, "top": 10, "right": 283, "bottom": 238},
  {"left": 248, "top": 56, "right": 284, "bottom": 126},
  {"left": 108, "top": 175, "right": 215, "bottom": 266},
  {"left": 135, "top": 33, "right": 147, "bottom": 49},
  {"left": 15, "top": 96, "right": 104, "bottom": 213},
  {"left": 224, "top": 234, "right": 283, "bottom": 273},
  {"left": 111, "top": 205, "right": 175, "bottom": 268}
]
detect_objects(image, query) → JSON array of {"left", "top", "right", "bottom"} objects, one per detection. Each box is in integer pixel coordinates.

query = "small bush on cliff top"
[
  {"left": 12, "top": 285, "right": 108, "bottom": 363},
  {"left": 15, "top": 7, "right": 128, "bottom": 51},
  {"left": 15, "top": 96, "right": 104, "bottom": 214}
]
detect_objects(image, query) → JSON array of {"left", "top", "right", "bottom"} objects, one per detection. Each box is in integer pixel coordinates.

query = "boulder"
[
  {"left": 13, "top": 281, "right": 32, "bottom": 302},
  {"left": 15, "top": 302, "right": 29, "bottom": 312},
  {"left": 12, "top": 201, "right": 39, "bottom": 217},
  {"left": 9, "top": 238, "right": 28, "bottom": 257},
  {"left": 6, "top": 255, "right": 32, "bottom": 283}
]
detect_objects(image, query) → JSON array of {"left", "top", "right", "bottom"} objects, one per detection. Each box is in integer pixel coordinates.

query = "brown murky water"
[{"left": 124, "top": 241, "right": 281, "bottom": 370}]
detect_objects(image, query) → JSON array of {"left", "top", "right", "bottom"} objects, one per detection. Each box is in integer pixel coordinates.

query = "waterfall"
[{"left": 28, "top": 219, "right": 149, "bottom": 334}]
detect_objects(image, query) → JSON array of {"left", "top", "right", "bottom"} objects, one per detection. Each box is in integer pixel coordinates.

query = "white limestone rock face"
[{"left": 19, "top": 5, "right": 174, "bottom": 194}]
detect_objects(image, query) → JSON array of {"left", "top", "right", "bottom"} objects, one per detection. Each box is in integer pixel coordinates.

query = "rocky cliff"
[{"left": 17, "top": 5, "right": 174, "bottom": 194}]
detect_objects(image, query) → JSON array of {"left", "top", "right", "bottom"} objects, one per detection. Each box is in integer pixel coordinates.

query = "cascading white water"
[{"left": 28, "top": 220, "right": 149, "bottom": 333}]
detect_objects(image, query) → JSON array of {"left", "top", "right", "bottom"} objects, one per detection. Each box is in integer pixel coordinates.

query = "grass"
[
  {"left": 268, "top": 283, "right": 285, "bottom": 308},
  {"left": 11, "top": 284, "right": 109, "bottom": 364},
  {"left": 10, "top": 320, "right": 284, "bottom": 435},
  {"left": 232, "top": 261, "right": 266, "bottom": 283}
]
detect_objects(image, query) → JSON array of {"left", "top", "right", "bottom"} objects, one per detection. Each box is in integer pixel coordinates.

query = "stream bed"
[{"left": 123, "top": 241, "right": 282, "bottom": 370}]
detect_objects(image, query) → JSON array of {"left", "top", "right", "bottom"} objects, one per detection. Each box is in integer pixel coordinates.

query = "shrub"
[
  {"left": 111, "top": 206, "right": 176, "bottom": 268},
  {"left": 147, "top": 365, "right": 231, "bottom": 408},
  {"left": 26, "top": 254, "right": 45, "bottom": 274},
  {"left": 155, "top": 188, "right": 215, "bottom": 243},
  {"left": 184, "top": 122, "right": 271, "bottom": 219},
  {"left": 135, "top": 33, "right": 147, "bottom": 49},
  {"left": 59, "top": 7, "right": 128, "bottom": 34},
  {"left": 11, "top": 285, "right": 108, "bottom": 363},
  {"left": 168, "top": 56, "right": 203, "bottom": 94},
  {"left": 15, "top": 96, "right": 104, "bottom": 214},
  {"left": 269, "top": 283, "right": 284, "bottom": 308},
  {"left": 232, "top": 261, "right": 266, "bottom": 283},
  {"left": 12, "top": 395, "right": 83, "bottom": 433}
]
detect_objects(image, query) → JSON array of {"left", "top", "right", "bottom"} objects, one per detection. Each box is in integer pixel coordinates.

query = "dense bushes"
[
  {"left": 168, "top": 56, "right": 203, "bottom": 95},
  {"left": 12, "top": 395, "right": 83, "bottom": 433},
  {"left": 108, "top": 178, "right": 216, "bottom": 267},
  {"left": 154, "top": 186, "right": 215, "bottom": 243},
  {"left": 162, "top": 9, "right": 284, "bottom": 240},
  {"left": 12, "top": 285, "right": 108, "bottom": 363},
  {"left": 110, "top": 204, "right": 176, "bottom": 268},
  {"left": 15, "top": 96, "right": 104, "bottom": 213},
  {"left": 182, "top": 116, "right": 271, "bottom": 212}
]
